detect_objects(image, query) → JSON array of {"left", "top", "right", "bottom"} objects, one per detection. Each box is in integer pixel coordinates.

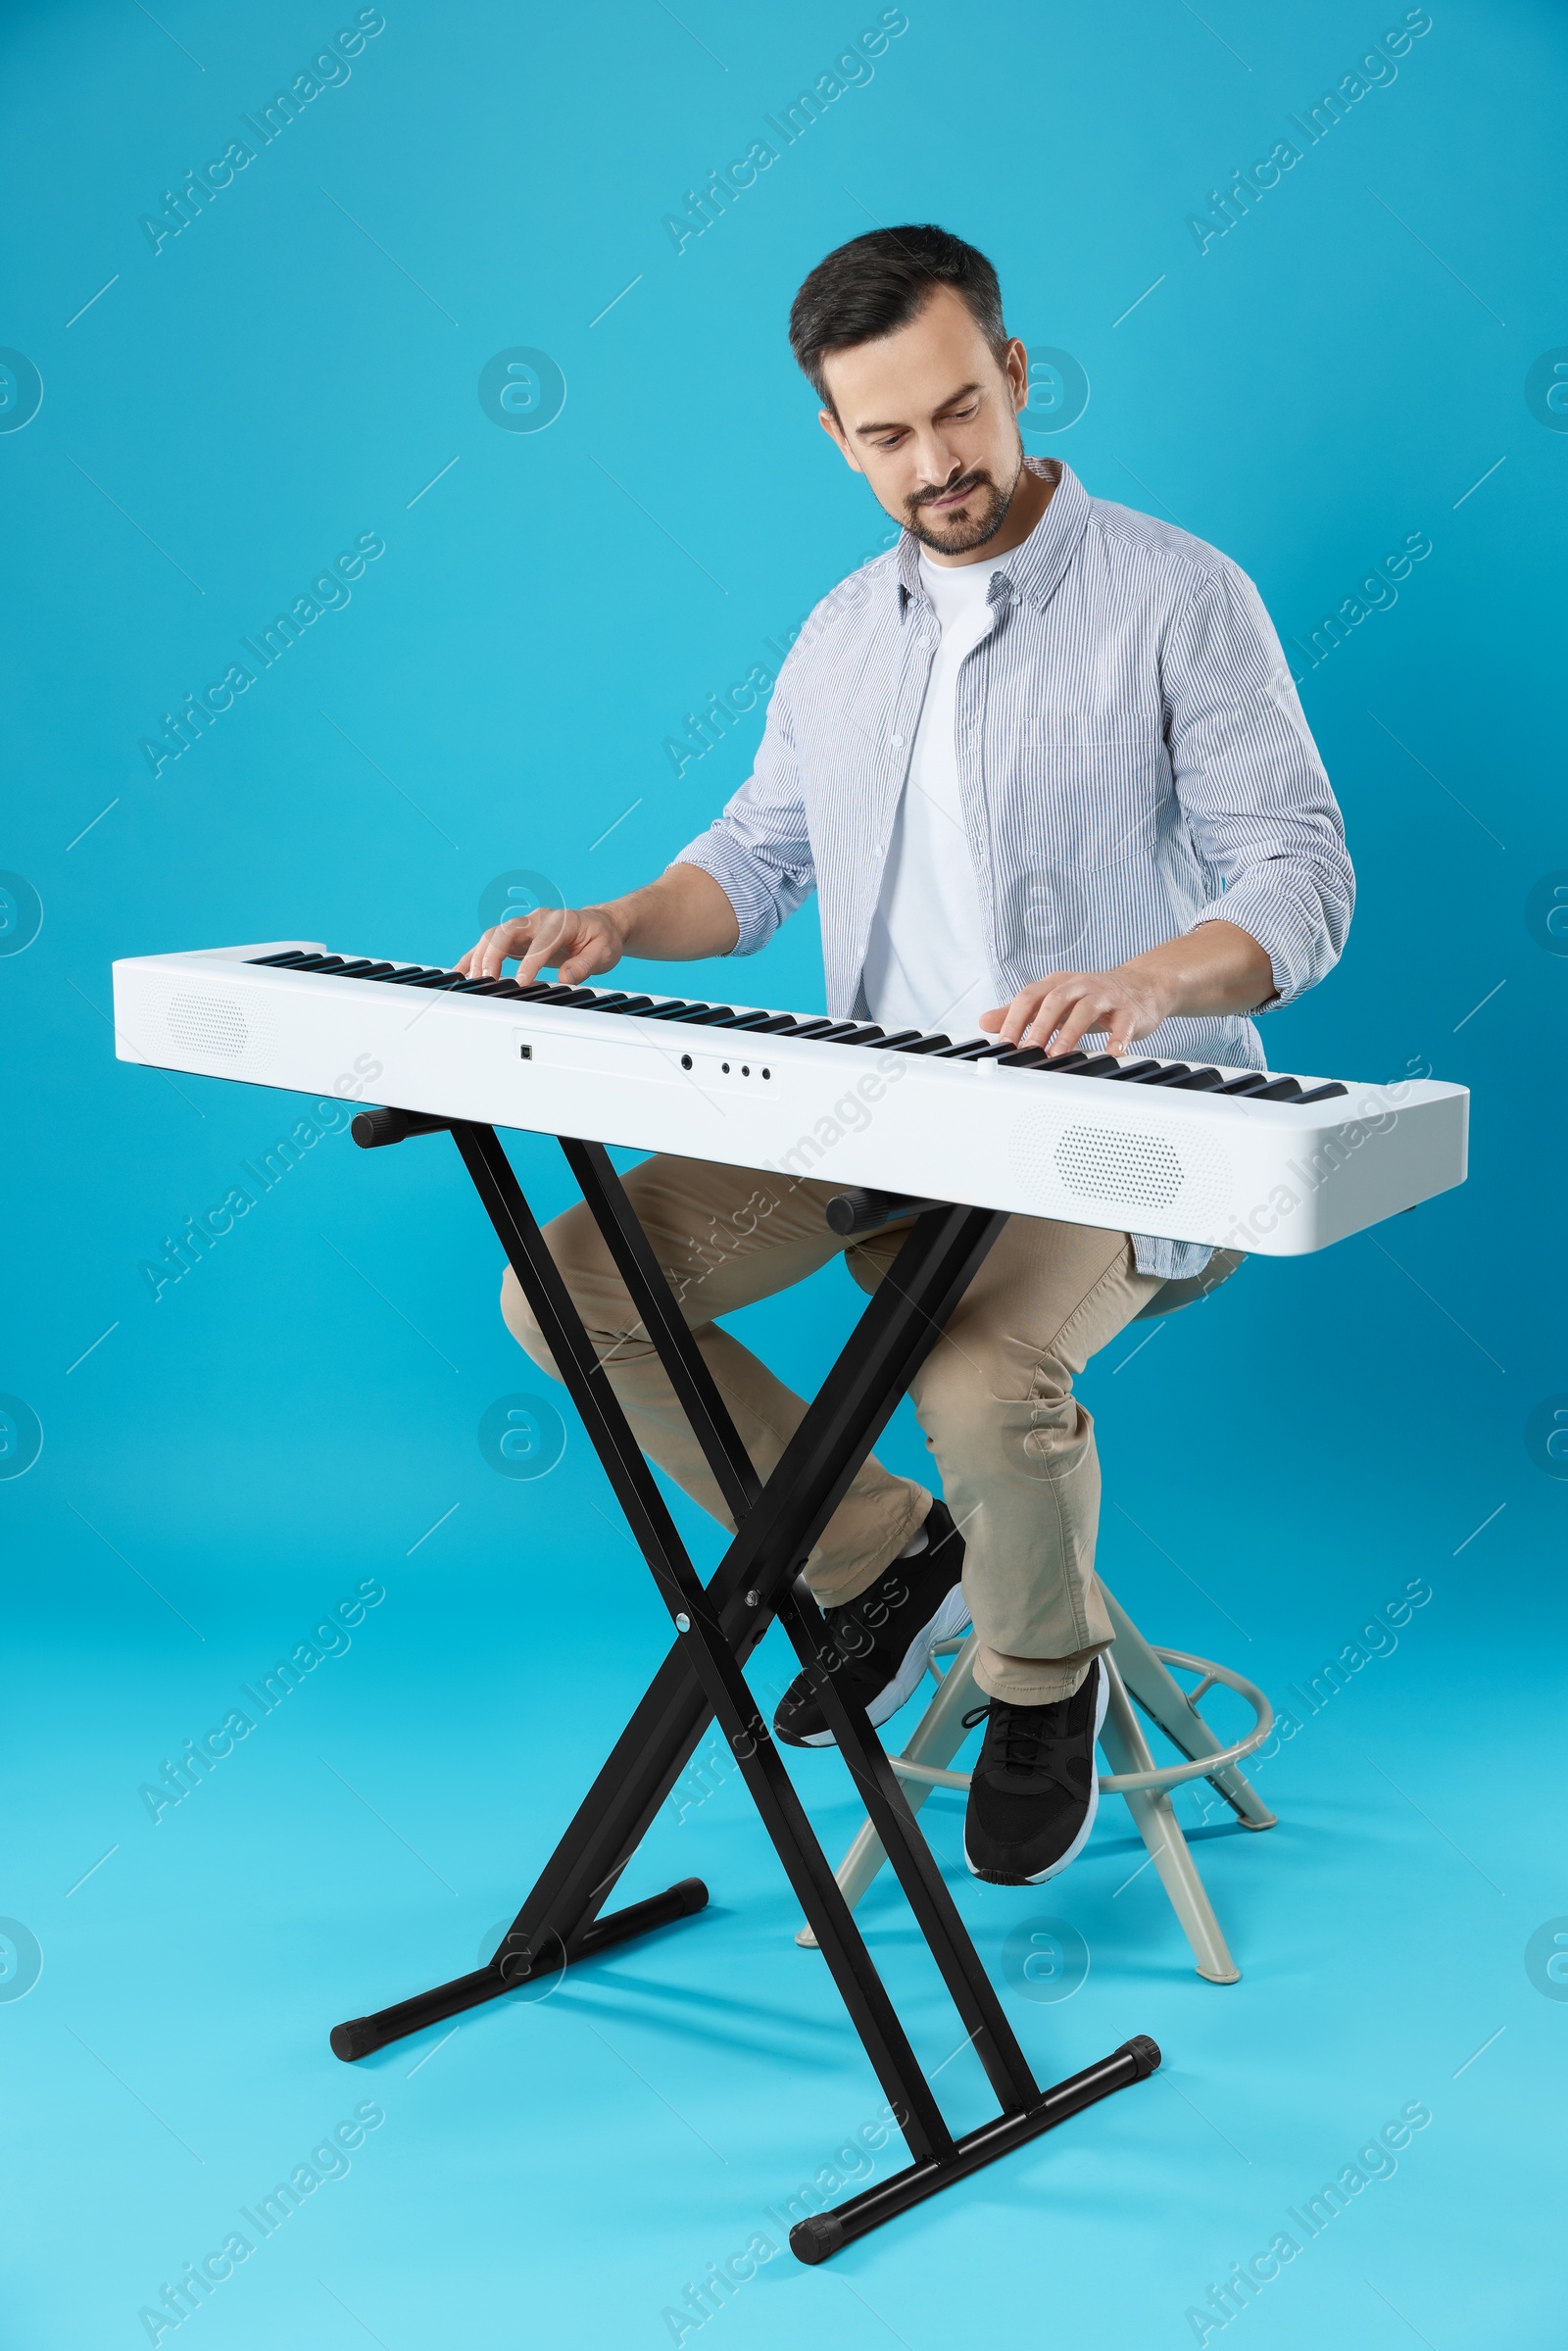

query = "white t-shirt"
[{"left": 860, "top": 551, "right": 1004, "bottom": 1041}]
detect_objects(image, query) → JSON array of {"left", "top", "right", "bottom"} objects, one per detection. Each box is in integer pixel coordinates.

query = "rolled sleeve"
[
  {"left": 1163, "top": 563, "right": 1354, "bottom": 1007},
  {"left": 671, "top": 659, "right": 816, "bottom": 956}
]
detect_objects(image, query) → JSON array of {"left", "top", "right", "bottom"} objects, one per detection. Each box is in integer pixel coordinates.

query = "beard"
[{"left": 904, "top": 442, "right": 1025, "bottom": 555}]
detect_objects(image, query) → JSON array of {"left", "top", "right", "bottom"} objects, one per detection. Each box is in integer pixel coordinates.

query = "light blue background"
[{"left": 3, "top": 2, "right": 1565, "bottom": 2344}]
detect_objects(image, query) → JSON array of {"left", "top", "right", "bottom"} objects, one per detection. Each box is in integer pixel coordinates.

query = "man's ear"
[
  {"left": 1002, "top": 337, "right": 1029, "bottom": 416},
  {"left": 818, "top": 408, "right": 864, "bottom": 475}
]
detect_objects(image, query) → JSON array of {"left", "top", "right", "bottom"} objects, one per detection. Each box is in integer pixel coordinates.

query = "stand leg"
[
  {"left": 1098, "top": 1655, "right": 1241, "bottom": 1984},
  {"left": 798, "top": 1638, "right": 982, "bottom": 1943},
  {"left": 1101, "top": 1586, "right": 1276, "bottom": 1832},
  {"left": 777, "top": 1580, "right": 1041, "bottom": 2117},
  {"left": 791, "top": 2035, "right": 1161, "bottom": 2262}
]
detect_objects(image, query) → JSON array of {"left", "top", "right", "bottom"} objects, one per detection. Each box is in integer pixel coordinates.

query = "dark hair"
[{"left": 788, "top": 224, "right": 1007, "bottom": 407}]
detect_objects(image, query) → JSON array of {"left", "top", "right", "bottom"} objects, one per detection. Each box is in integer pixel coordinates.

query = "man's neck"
[{"left": 921, "top": 459, "right": 1057, "bottom": 568}]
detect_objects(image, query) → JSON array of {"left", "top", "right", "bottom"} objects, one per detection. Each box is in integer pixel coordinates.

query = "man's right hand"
[{"left": 455, "top": 904, "right": 624, "bottom": 985}]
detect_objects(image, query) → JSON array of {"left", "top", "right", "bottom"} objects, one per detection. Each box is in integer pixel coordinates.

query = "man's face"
[{"left": 818, "top": 284, "right": 1031, "bottom": 557}]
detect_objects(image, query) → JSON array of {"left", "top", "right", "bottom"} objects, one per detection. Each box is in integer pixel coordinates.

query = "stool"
[{"left": 797, "top": 1249, "right": 1276, "bottom": 1984}]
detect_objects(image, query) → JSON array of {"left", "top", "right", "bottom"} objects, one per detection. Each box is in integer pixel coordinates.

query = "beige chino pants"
[{"left": 501, "top": 1155, "right": 1167, "bottom": 1705}]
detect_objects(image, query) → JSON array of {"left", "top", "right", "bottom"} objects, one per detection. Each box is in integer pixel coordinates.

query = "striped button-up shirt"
[{"left": 675, "top": 459, "right": 1353, "bottom": 1278}]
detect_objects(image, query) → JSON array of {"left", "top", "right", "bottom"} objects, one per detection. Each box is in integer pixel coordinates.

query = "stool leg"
[
  {"left": 1102, "top": 1587, "right": 1276, "bottom": 1831},
  {"left": 797, "top": 1641, "right": 982, "bottom": 1948},
  {"left": 1099, "top": 1655, "right": 1240, "bottom": 1984}
]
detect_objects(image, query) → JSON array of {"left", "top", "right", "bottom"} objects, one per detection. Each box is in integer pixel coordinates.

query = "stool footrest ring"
[{"left": 891, "top": 1644, "right": 1272, "bottom": 1797}]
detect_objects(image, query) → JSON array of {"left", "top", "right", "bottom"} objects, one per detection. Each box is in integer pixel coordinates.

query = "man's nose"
[{"left": 913, "top": 445, "right": 963, "bottom": 490}]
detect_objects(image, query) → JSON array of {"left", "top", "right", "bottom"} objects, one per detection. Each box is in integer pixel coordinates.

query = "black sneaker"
[
  {"left": 772, "top": 1500, "right": 970, "bottom": 1747},
  {"left": 962, "top": 1657, "right": 1111, "bottom": 1885}
]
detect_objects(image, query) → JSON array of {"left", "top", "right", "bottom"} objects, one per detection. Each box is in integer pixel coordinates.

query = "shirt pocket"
[{"left": 1003, "top": 722, "right": 1167, "bottom": 872}]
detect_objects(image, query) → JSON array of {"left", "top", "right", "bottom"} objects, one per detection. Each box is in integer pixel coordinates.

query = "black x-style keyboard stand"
[{"left": 328, "top": 1113, "right": 1159, "bottom": 2260}]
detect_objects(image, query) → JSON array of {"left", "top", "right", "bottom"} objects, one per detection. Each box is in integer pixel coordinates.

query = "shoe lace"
[{"left": 961, "top": 1698, "right": 1085, "bottom": 1791}]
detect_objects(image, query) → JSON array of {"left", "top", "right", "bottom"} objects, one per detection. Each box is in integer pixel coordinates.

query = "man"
[{"left": 459, "top": 225, "right": 1352, "bottom": 1886}]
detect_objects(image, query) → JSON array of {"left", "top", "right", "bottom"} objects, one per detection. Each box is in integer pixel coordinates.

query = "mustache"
[{"left": 907, "top": 469, "right": 994, "bottom": 511}]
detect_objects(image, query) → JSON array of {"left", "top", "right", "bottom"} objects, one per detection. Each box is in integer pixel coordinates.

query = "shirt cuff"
[
  {"left": 670, "top": 833, "right": 778, "bottom": 957},
  {"left": 1189, "top": 878, "right": 1322, "bottom": 1011}
]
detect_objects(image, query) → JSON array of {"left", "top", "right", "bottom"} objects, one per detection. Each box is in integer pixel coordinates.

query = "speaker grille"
[
  {"left": 1054, "top": 1123, "right": 1183, "bottom": 1209},
  {"left": 1006, "top": 1103, "right": 1233, "bottom": 1229},
  {"left": 168, "top": 993, "right": 250, "bottom": 1059}
]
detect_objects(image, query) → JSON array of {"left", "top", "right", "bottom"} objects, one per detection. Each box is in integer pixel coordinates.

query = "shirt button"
[{"left": 890, "top": 733, "right": 905, "bottom": 748}]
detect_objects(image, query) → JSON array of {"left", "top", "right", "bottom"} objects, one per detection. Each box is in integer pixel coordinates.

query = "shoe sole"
[
  {"left": 792, "top": 1581, "right": 973, "bottom": 1747},
  {"left": 963, "top": 1656, "right": 1113, "bottom": 1886}
]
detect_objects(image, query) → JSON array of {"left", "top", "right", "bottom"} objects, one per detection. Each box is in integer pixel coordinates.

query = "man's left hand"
[
  {"left": 979, "top": 922, "right": 1278, "bottom": 1056},
  {"left": 981, "top": 965, "right": 1177, "bottom": 1057}
]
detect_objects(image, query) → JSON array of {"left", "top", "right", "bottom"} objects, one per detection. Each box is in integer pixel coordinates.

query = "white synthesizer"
[{"left": 111, "top": 944, "right": 1468, "bottom": 1255}]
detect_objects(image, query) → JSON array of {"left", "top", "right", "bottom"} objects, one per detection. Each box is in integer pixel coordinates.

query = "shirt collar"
[{"left": 893, "top": 458, "right": 1091, "bottom": 620}]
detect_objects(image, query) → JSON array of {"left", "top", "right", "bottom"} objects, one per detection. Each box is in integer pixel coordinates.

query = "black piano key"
[
  {"left": 998, "top": 1046, "right": 1048, "bottom": 1067},
  {"left": 846, "top": 1027, "right": 916, "bottom": 1049},
  {"left": 643, "top": 1001, "right": 700, "bottom": 1019},
  {"left": 808, "top": 1022, "right": 864, "bottom": 1042},
  {"left": 1037, "top": 1051, "right": 1092, "bottom": 1072},
  {"left": 677, "top": 1006, "right": 739, "bottom": 1026},
  {"left": 249, "top": 949, "right": 314, "bottom": 966},
  {"left": 459, "top": 978, "right": 514, "bottom": 996},
  {"left": 1214, "top": 1072, "right": 1271, "bottom": 1096},
  {"left": 408, "top": 971, "right": 468, "bottom": 990},
  {"left": 781, "top": 1017, "right": 837, "bottom": 1036},
  {"left": 1295, "top": 1081, "right": 1348, "bottom": 1103},
  {"left": 324, "top": 958, "right": 382, "bottom": 976},
  {"left": 383, "top": 966, "right": 450, "bottom": 984},
  {"left": 1167, "top": 1067, "right": 1225, "bottom": 1091},
  {"left": 1253, "top": 1076, "right": 1304, "bottom": 1101},
  {"left": 710, "top": 1009, "right": 779, "bottom": 1031},
  {"left": 941, "top": 1041, "right": 1013, "bottom": 1061},
  {"left": 1105, "top": 1059, "right": 1162, "bottom": 1081},
  {"left": 1069, "top": 1053, "right": 1122, "bottom": 1078},
  {"left": 1133, "top": 1062, "right": 1192, "bottom": 1085},
  {"left": 281, "top": 953, "right": 344, "bottom": 971},
  {"left": 343, "top": 961, "right": 399, "bottom": 979},
  {"left": 746, "top": 1013, "right": 806, "bottom": 1034},
  {"left": 597, "top": 994, "right": 657, "bottom": 1015},
  {"left": 895, "top": 1034, "right": 952, "bottom": 1054},
  {"left": 450, "top": 975, "right": 502, "bottom": 992}
]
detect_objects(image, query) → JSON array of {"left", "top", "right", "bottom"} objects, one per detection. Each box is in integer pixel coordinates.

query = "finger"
[
  {"left": 515, "top": 910, "right": 566, "bottom": 983},
  {"left": 460, "top": 929, "right": 502, "bottom": 978},
  {"left": 1045, "top": 1004, "right": 1100, "bottom": 1056},
  {"left": 1015, "top": 987, "right": 1077, "bottom": 1049},
  {"left": 557, "top": 938, "right": 599, "bottom": 985},
  {"left": 998, "top": 986, "right": 1053, "bottom": 1046},
  {"left": 560, "top": 914, "right": 622, "bottom": 987},
  {"left": 1011, "top": 973, "right": 1081, "bottom": 1048},
  {"left": 470, "top": 927, "right": 506, "bottom": 980},
  {"left": 1105, "top": 1006, "right": 1154, "bottom": 1057},
  {"left": 481, "top": 911, "right": 531, "bottom": 977},
  {"left": 976, "top": 1006, "right": 1005, "bottom": 1035}
]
